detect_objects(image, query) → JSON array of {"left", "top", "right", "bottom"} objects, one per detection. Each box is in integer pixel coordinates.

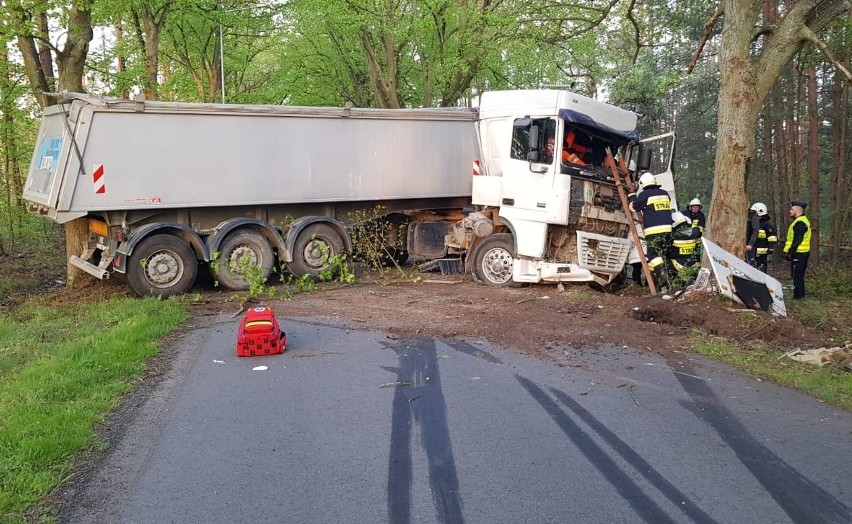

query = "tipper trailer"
[{"left": 23, "top": 90, "right": 674, "bottom": 296}]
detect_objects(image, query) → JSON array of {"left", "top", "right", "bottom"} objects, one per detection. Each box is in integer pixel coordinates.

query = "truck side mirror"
[
  {"left": 527, "top": 151, "right": 540, "bottom": 162},
  {"left": 638, "top": 147, "right": 652, "bottom": 171},
  {"left": 529, "top": 125, "right": 540, "bottom": 150}
]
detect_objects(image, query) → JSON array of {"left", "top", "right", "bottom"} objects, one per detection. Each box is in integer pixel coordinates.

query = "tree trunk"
[
  {"left": 115, "top": 24, "right": 130, "bottom": 99},
  {"left": 829, "top": 72, "right": 849, "bottom": 263},
  {"left": 140, "top": 2, "right": 170, "bottom": 101},
  {"left": 790, "top": 70, "right": 803, "bottom": 201},
  {"left": 806, "top": 65, "right": 820, "bottom": 267},
  {"left": 56, "top": 4, "right": 93, "bottom": 93},
  {"left": 37, "top": 10, "right": 55, "bottom": 91},
  {"left": 775, "top": 115, "right": 791, "bottom": 232},
  {"left": 53, "top": 2, "right": 94, "bottom": 283}
]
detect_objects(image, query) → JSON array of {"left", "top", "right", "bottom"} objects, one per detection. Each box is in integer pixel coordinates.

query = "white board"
[{"left": 702, "top": 237, "right": 787, "bottom": 317}]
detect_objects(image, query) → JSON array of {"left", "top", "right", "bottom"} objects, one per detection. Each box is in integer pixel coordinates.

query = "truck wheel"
[
  {"left": 127, "top": 234, "right": 198, "bottom": 297},
  {"left": 472, "top": 233, "right": 522, "bottom": 287},
  {"left": 289, "top": 223, "right": 346, "bottom": 278},
  {"left": 214, "top": 230, "right": 275, "bottom": 291}
]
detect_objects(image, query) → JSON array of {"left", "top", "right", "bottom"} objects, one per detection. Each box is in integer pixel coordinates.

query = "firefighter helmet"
[
  {"left": 638, "top": 172, "right": 657, "bottom": 189},
  {"left": 689, "top": 198, "right": 702, "bottom": 207},
  {"left": 750, "top": 202, "right": 768, "bottom": 216},
  {"left": 671, "top": 211, "right": 688, "bottom": 227}
]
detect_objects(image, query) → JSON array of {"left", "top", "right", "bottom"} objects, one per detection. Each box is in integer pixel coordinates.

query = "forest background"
[{"left": 0, "top": 0, "right": 849, "bottom": 269}]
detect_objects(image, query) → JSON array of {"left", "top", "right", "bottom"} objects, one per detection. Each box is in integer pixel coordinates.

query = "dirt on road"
[{"left": 186, "top": 271, "right": 831, "bottom": 366}]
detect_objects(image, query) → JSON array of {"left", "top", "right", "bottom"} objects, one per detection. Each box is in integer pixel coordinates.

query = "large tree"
[
  {"left": 6, "top": 0, "right": 94, "bottom": 282},
  {"left": 696, "top": 0, "right": 850, "bottom": 256}
]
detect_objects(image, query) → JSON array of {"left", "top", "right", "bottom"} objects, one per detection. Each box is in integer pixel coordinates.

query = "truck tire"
[
  {"left": 213, "top": 230, "right": 275, "bottom": 291},
  {"left": 288, "top": 223, "right": 346, "bottom": 278},
  {"left": 471, "top": 233, "right": 522, "bottom": 287},
  {"left": 127, "top": 234, "right": 198, "bottom": 297}
]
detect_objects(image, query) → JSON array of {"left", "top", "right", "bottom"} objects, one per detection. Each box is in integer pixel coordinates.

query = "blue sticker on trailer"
[{"left": 35, "top": 137, "right": 62, "bottom": 173}]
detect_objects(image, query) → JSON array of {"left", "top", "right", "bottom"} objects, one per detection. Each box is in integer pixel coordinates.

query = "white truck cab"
[{"left": 464, "top": 90, "right": 675, "bottom": 287}]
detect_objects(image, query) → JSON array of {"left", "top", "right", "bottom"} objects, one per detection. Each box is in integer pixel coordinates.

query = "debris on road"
[
  {"left": 379, "top": 381, "right": 412, "bottom": 388},
  {"left": 782, "top": 342, "right": 852, "bottom": 368}
]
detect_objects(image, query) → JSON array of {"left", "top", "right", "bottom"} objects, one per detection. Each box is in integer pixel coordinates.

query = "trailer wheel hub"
[
  {"left": 229, "top": 246, "right": 259, "bottom": 274},
  {"left": 145, "top": 252, "right": 183, "bottom": 286},
  {"left": 303, "top": 240, "right": 330, "bottom": 269}
]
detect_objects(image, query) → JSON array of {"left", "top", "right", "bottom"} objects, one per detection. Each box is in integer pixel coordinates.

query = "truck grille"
[{"left": 577, "top": 232, "right": 631, "bottom": 274}]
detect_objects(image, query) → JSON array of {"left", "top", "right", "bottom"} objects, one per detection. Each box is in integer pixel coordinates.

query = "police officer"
[
  {"left": 629, "top": 172, "right": 674, "bottom": 288},
  {"left": 783, "top": 200, "right": 811, "bottom": 299},
  {"left": 745, "top": 202, "right": 778, "bottom": 273}
]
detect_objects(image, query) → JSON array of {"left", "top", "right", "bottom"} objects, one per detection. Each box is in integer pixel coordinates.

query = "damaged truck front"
[{"left": 451, "top": 90, "right": 676, "bottom": 288}]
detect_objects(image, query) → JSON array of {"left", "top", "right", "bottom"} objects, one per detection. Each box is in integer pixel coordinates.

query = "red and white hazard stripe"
[
  {"left": 472, "top": 160, "right": 481, "bottom": 176},
  {"left": 93, "top": 164, "right": 106, "bottom": 194}
]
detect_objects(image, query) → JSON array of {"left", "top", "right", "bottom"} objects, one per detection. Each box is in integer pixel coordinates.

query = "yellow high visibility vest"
[{"left": 784, "top": 216, "right": 811, "bottom": 253}]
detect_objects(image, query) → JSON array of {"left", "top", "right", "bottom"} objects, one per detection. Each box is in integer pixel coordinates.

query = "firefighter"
[
  {"left": 684, "top": 198, "right": 706, "bottom": 236},
  {"left": 744, "top": 202, "right": 778, "bottom": 273},
  {"left": 783, "top": 201, "right": 811, "bottom": 299},
  {"left": 745, "top": 204, "right": 762, "bottom": 268},
  {"left": 667, "top": 211, "right": 701, "bottom": 284},
  {"left": 562, "top": 128, "right": 589, "bottom": 166},
  {"left": 629, "top": 172, "right": 674, "bottom": 288}
]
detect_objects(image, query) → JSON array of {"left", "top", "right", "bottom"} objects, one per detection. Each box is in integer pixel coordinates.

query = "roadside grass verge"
[
  {"left": 693, "top": 335, "right": 852, "bottom": 410},
  {"left": 0, "top": 296, "right": 187, "bottom": 522}
]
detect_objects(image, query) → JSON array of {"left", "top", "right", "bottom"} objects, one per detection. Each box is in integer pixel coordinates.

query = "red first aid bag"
[{"left": 236, "top": 306, "right": 286, "bottom": 357}]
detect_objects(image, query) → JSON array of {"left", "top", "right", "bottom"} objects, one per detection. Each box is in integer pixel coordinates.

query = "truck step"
[{"left": 418, "top": 258, "right": 464, "bottom": 275}]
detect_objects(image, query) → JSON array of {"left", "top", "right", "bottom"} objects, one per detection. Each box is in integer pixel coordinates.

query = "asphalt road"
[{"left": 61, "top": 314, "right": 852, "bottom": 524}]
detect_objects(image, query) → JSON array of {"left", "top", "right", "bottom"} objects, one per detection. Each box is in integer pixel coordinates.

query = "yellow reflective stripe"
[
  {"left": 645, "top": 224, "right": 673, "bottom": 235},
  {"left": 648, "top": 257, "right": 665, "bottom": 269},
  {"left": 245, "top": 320, "right": 274, "bottom": 329},
  {"left": 758, "top": 230, "right": 766, "bottom": 238},
  {"left": 647, "top": 195, "right": 671, "bottom": 211},
  {"left": 767, "top": 235, "right": 778, "bottom": 242},
  {"left": 756, "top": 248, "right": 769, "bottom": 254}
]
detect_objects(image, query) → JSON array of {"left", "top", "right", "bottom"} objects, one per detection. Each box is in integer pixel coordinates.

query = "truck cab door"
[
  {"left": 498, "top": 117, "right": 558, "bottom": 218},
  {"left": 633, "top": 131, "right": 677, "bottom": 209}
]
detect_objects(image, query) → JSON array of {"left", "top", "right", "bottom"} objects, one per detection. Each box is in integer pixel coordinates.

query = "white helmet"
[
  {"left": 750, "top": 202, "right": 768, "bottom": 216},
  {"left": 671, "top": 211, "right": 688, "bottom": 226},
  {"left": 638, "top": 172, "right": 657, "bottom": 189},
  {"left": 689, "top": 198, "right": 702, "bottom": 207}
]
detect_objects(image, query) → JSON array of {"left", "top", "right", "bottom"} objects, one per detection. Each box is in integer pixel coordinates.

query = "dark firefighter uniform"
[
  {"left": 629, "top": 182, "right": 674, "bottom": 287},
  {"left": 747, "top": 215, "right": 778, "bottom": 273},
  {"left": 686, "top": 209, "right": 706, "bottom": 236},
  {"left": 667, "top": 213, "right": 701, "bottom": 281},
  {"left": 784, "top": 201, "right": 811, "bottom": 299}
]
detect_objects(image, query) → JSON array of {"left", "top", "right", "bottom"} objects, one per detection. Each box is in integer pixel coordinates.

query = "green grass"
[
  {"left": 0, "top": 296, "right": 187, "bottom": 522},
  {"left": 694, "top": 333, "right": 852, "bottom": 410}
]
